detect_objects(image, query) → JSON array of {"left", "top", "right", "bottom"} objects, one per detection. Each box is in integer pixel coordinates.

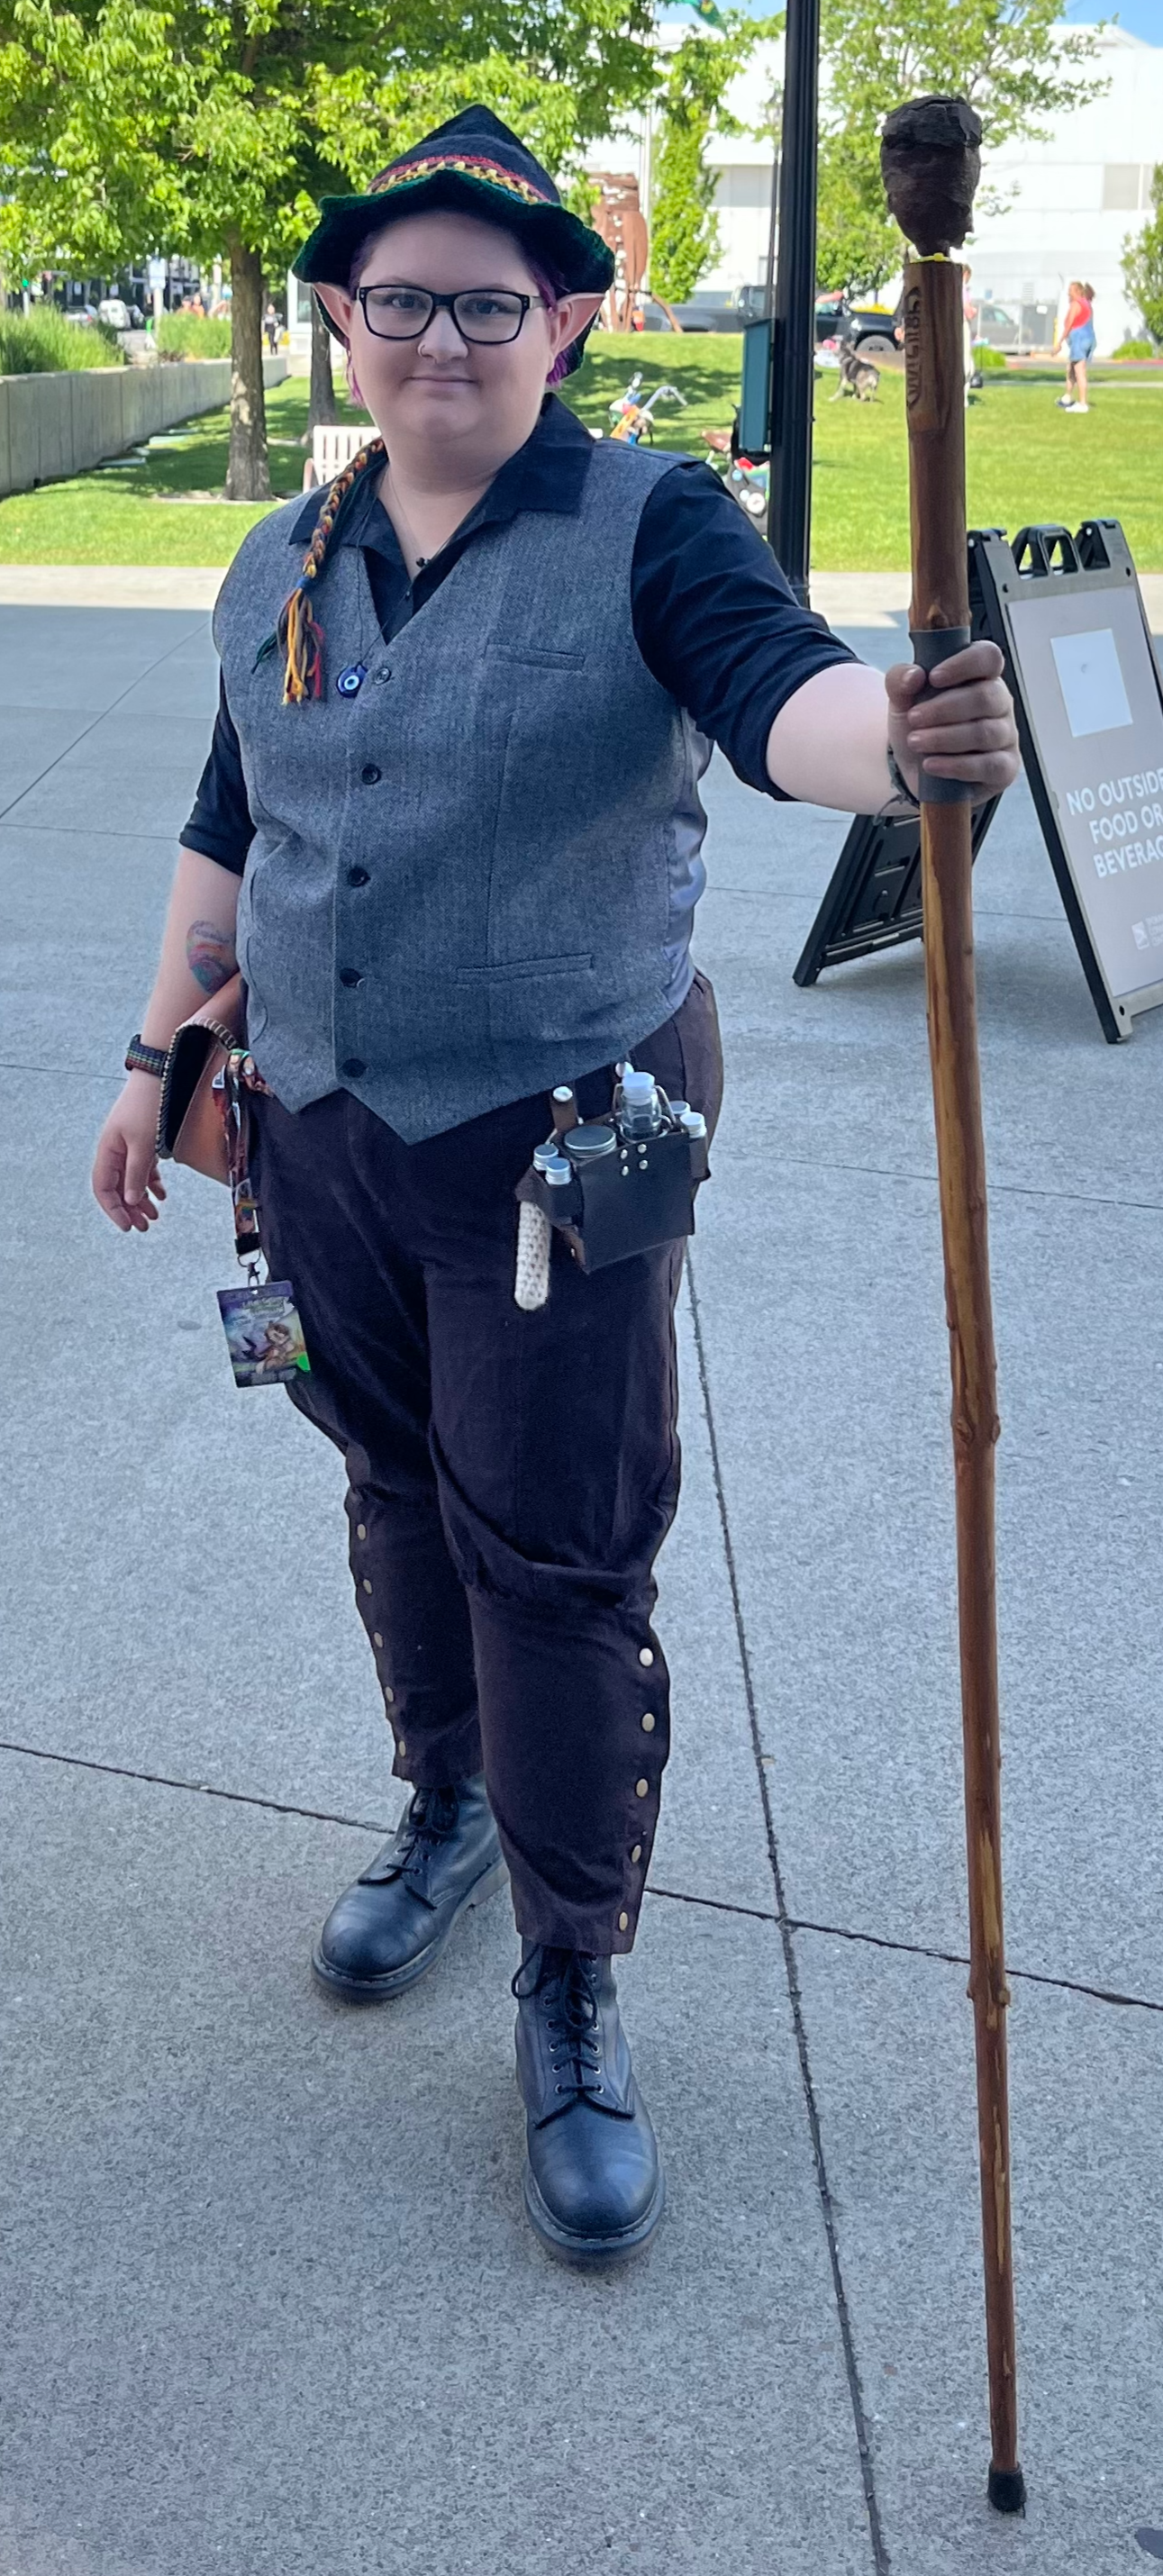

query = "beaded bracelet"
[{"left": 124, "top": 1035, "right": 168, "bottom": 1078}]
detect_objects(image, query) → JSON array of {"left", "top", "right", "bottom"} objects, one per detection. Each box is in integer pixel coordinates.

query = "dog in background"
[{"left": 831, "top": 345, "right": 880, "bottom": 402}]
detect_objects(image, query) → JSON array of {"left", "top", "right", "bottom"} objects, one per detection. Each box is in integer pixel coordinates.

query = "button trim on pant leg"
[
  {"left": 631, "top": 1843, "right": 642, "bottom": 1863},
  {"left": 638, "top": 1647, "right": 655, "bottom": 1667},
  {"left": 635, "top": 1778, "right": 649, "bottom": 1799},
  {"left": 373, "top": 1631, "right": 383, "bottom": 1648},
  {"left": 356, "top": 1522, "right": 367, "bottom": 1541},
  {"left": 384, "top": 1686, "right": 395, "bottom": 1705},
  {"left": 362, "top": 1577, "right": 373, "bottom": 1594},
  {"left": 641, "top": 1712, "right": 655, "bottom": 1731},
  {"left": 618, "top": 1910, "right": 630, "bottom": 1932}
]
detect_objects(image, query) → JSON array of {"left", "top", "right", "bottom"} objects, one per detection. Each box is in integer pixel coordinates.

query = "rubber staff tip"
[{"left": 987, "top": 2463, "right": 1027, "bottom": 2515}]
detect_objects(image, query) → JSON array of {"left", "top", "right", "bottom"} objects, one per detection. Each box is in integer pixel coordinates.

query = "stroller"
[
  {"left": 608, "top": 372, "right": 686, "bottom": 443},
  {"left": 702, "top": 413, "right": 768, "bottom": 520}
]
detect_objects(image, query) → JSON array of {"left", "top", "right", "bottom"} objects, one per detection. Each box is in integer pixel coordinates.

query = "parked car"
[
  {"left": 813, "top": 295, "right": 900, "bottom": 355},
  {"left": 848, "top": 304, "right": 899, "bottom": 355},
  {"left": 96, "top": 296, "right": 145, "bottom": 333},
  {"left": 974, "top": 299, "right": 1020, "bottom": 350},
  {"left": 632, "top": 285, "right": 903, "bottom": 344},
  {"left": 641, "top": 286, "right": 777, "bottom": 333},
  {"left": 973, "top": 297, "right": 1055, "bottom": 353}
]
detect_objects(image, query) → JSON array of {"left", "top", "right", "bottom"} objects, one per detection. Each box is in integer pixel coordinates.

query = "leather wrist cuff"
[{"left": 886, "top": 745, "right": 922, "bottom": 811}]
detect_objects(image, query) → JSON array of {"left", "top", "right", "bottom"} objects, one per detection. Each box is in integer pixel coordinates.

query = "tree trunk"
[
  {"left": 225, "top": 240, "right": 270, "bottom": 503},
  {"left": 306, "top": 293, "right": 339, "bottom": 436}
]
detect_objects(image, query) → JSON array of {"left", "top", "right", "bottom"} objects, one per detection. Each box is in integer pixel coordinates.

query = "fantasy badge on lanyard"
[{"left": 214, "top": 1049, "right": 312, "bottom": 1391}]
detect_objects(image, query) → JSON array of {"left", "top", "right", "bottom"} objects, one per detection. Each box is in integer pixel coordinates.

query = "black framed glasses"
[{"left": 356, "top": 285, "right": 548, "bottom": 344}]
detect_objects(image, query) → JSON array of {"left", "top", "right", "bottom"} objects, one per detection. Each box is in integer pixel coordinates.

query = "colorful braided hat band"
[{"left": 369, "top": 153, "right": 551, "bottom": 209}]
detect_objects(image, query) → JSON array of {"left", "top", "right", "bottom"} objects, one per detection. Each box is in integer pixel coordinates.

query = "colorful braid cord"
[
  {"left": 369, "top": 153, "right": 550, "bottom": 209},
  {"left": 278, "top": 437, "right": 386, "bottom": 704}
]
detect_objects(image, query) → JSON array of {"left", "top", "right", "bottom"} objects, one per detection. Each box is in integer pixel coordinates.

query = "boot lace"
[
  {"left": 396, "top": 1783, "right": 462, "bottom": 1881},
  {"left": 513, "top": 1948, "right": 604, "bottom": 2100}
]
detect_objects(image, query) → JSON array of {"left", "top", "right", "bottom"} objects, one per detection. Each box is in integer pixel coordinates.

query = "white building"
[
  {"left": 968, "top": 28, "right": 1163, "bottom": 350},
  {"left": 286, "top": 26, "right": 1162, "bottom": 358},
  {"left": 580, "top": 23, "right": 1163, "bottom": 353}
]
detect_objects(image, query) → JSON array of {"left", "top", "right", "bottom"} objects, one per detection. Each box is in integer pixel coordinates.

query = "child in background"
[{"left": 1054, "top": 281, "right": 1095, "bottom": 413}]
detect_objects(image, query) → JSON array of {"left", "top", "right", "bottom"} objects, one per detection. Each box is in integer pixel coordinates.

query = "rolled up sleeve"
[
  {"left": 631, "top": 462, "right": 858, "bottom": 801},
  {"left": 178, "top": 674, "right": 254, "bottom": 876}
]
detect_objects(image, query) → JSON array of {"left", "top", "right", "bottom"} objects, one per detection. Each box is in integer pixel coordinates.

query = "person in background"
[
  {"left": 264, "top": 299, "right": 280, "bottom": 356},
  {"left": 961, "top": 262, "right": 977, "bottom": 403},
  {"left": 1054, "top": 280, "right": 1095, "bottom": 413}
]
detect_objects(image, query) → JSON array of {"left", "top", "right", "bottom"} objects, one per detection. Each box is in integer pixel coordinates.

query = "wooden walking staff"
[{"left": 879, "top": 95, "right": 1026, "bottom": 2517}]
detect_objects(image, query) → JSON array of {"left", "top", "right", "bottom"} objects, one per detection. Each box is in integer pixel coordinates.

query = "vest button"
[
  {"left": 360, "top": 763, "right": 382, "bottom": 785},
  {"left": 347, "top": 866, "right": 369, "bottom": 887},
  {"left": 339, "top": 966, "right": 363, "bottom": 987},
  {"left": 341, "top": 1056, "right": 367, "bottom": 1078}
]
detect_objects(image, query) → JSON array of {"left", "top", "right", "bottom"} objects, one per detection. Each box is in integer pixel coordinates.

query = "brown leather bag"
[{"left": 155, "top": 974, "right": 246, "bottom": 1184}]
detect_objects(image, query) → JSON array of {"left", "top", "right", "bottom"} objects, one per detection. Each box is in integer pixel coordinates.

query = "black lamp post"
[{"left": 764, "top": 0, "right": 821, "bottom": 605}]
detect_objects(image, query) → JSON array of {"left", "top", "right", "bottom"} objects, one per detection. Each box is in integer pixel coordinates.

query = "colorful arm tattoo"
[{"left": 186, "top": 920, "right": 237, "bottom": 996}]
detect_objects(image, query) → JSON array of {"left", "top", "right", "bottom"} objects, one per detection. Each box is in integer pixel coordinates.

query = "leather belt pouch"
[{"left": 156, "top": 973, "right": 246, "bottom": 1184}]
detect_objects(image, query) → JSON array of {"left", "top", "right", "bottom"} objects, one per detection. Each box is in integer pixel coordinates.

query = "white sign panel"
[
  {"left": 1049, "top": 628, "right": 1132, "bottom": 739},
  {"left": 1007, "top": 585, "right": 1163, "bottom": 1004}
]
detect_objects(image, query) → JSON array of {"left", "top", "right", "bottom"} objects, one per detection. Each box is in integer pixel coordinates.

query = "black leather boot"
[
  {"left": 513, "top": 1943, "right": 664, "bottom": 2263},
  {"left": 313, "top": 1774, "right": 506, "bottom": 2001}
]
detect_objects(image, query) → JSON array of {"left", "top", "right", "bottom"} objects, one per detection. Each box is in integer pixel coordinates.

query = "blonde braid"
[{"left": 278, "top": 437, "right": 386, "bottom": 704}]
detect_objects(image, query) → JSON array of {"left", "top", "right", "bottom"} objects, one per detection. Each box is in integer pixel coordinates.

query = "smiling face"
[{"left": 313, "top": 208, "right": 603, "bottom": 471}]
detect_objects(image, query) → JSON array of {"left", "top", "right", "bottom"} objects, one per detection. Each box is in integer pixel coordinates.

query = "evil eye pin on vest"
[{"left": 336, "top": 662, "right": 367, "bottom": 697}]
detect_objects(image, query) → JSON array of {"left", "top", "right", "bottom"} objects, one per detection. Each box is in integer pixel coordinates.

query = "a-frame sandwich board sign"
[{"left": 795, "top": 520, "right": 1163, "bottom": 1043}]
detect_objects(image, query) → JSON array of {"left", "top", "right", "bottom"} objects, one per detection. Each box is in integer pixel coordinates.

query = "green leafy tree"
[
  {"left": 650, "top": 15, "right": 781, "bottom": 307},
  {"left": 1123, "top": 164, "right": 1163, "bottom": 346},
  {"left": 816, "top": 0, "right": 1106, "bottom": 297},
  {"left": 0, "top": 0, "right": 659, "bottom": 500},
  {"left": 814, "top": 132, "right": 899, "bottom": 300}
]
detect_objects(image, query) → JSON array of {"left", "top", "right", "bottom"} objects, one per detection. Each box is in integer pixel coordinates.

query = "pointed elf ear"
[
  {"left": 313, "top": 280, "right": 354, "bottom": 343},
  {"left": 550, "top": 290, "right": 604, "bottom": 350}
]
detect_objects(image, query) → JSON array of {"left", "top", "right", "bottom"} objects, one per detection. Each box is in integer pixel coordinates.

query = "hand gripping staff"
[{"left": 880, "top": 95, "right": 1026, "bottom": 2517}]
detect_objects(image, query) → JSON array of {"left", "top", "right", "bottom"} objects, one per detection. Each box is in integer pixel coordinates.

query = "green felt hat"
[{"left": 294, "top": 106, "right": 613, "bottom": 378}]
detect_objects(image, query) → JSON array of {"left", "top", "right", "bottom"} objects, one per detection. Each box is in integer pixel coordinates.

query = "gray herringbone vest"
[{"left": 214, "top": 440, "right": 711, "bottom": 1142}]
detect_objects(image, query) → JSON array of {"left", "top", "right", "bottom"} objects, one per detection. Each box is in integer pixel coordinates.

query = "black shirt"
[{"left": 181, "top": 394, "right": 856, "bottom": 875}]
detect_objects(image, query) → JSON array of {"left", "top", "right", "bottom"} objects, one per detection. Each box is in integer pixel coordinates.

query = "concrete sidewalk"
[{"left": 2, "top": 601, "right": 1162, "bottom": 2576}]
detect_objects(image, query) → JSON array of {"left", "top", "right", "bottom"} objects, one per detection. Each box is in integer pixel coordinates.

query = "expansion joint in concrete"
[
  {"left": 0, "top": 617, "right": 206, "bottom": 824},
  {"left": 685, "top": 1253, "right": 892, "bottom": 2576}
]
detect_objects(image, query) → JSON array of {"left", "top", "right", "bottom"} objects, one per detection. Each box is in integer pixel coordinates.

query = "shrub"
[
  {"left": 973, "top": 343, "right": 1009, "bottom": 371},
  {"left": 0, "top": 307, "right": 123, "bottom": 374},
  {"left": 155, "top": 312, "right": 232, "bottom": 358},
  {"left": 1123, "top": 163, "right": 1163, "bottom": 346},
  {"left": 1111, "top": 336, "right": 1159, "bottom": 361}
]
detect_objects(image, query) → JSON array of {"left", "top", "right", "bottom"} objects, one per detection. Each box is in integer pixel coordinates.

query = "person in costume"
[{"left": 93, "top": 108, "right": 1019, "bottom": 2265}]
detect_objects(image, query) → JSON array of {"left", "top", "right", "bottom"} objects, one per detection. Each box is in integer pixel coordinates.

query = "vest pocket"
[
  {"left": 451, "top": 953, "right": 597, "bottom": 1052},
  {"left": 494, "top": 646, "right": 587, "bottom": 671}
]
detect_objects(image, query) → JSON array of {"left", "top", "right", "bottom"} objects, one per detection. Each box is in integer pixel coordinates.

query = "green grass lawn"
[{"left": 2, "top": 337, "right": 1162, "bottom": 571}]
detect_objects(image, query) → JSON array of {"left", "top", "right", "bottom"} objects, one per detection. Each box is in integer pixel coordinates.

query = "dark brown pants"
[{"left": 249, "top": 972, "right": 722, "bottom": 1955}]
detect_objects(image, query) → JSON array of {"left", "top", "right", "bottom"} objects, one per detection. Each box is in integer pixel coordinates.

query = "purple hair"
[
  {"left": 527, "top": 256, "right": 571, "bottom": 385},
  {"left": 346, "top": 224, "right": 571, "bottom": 383}
]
